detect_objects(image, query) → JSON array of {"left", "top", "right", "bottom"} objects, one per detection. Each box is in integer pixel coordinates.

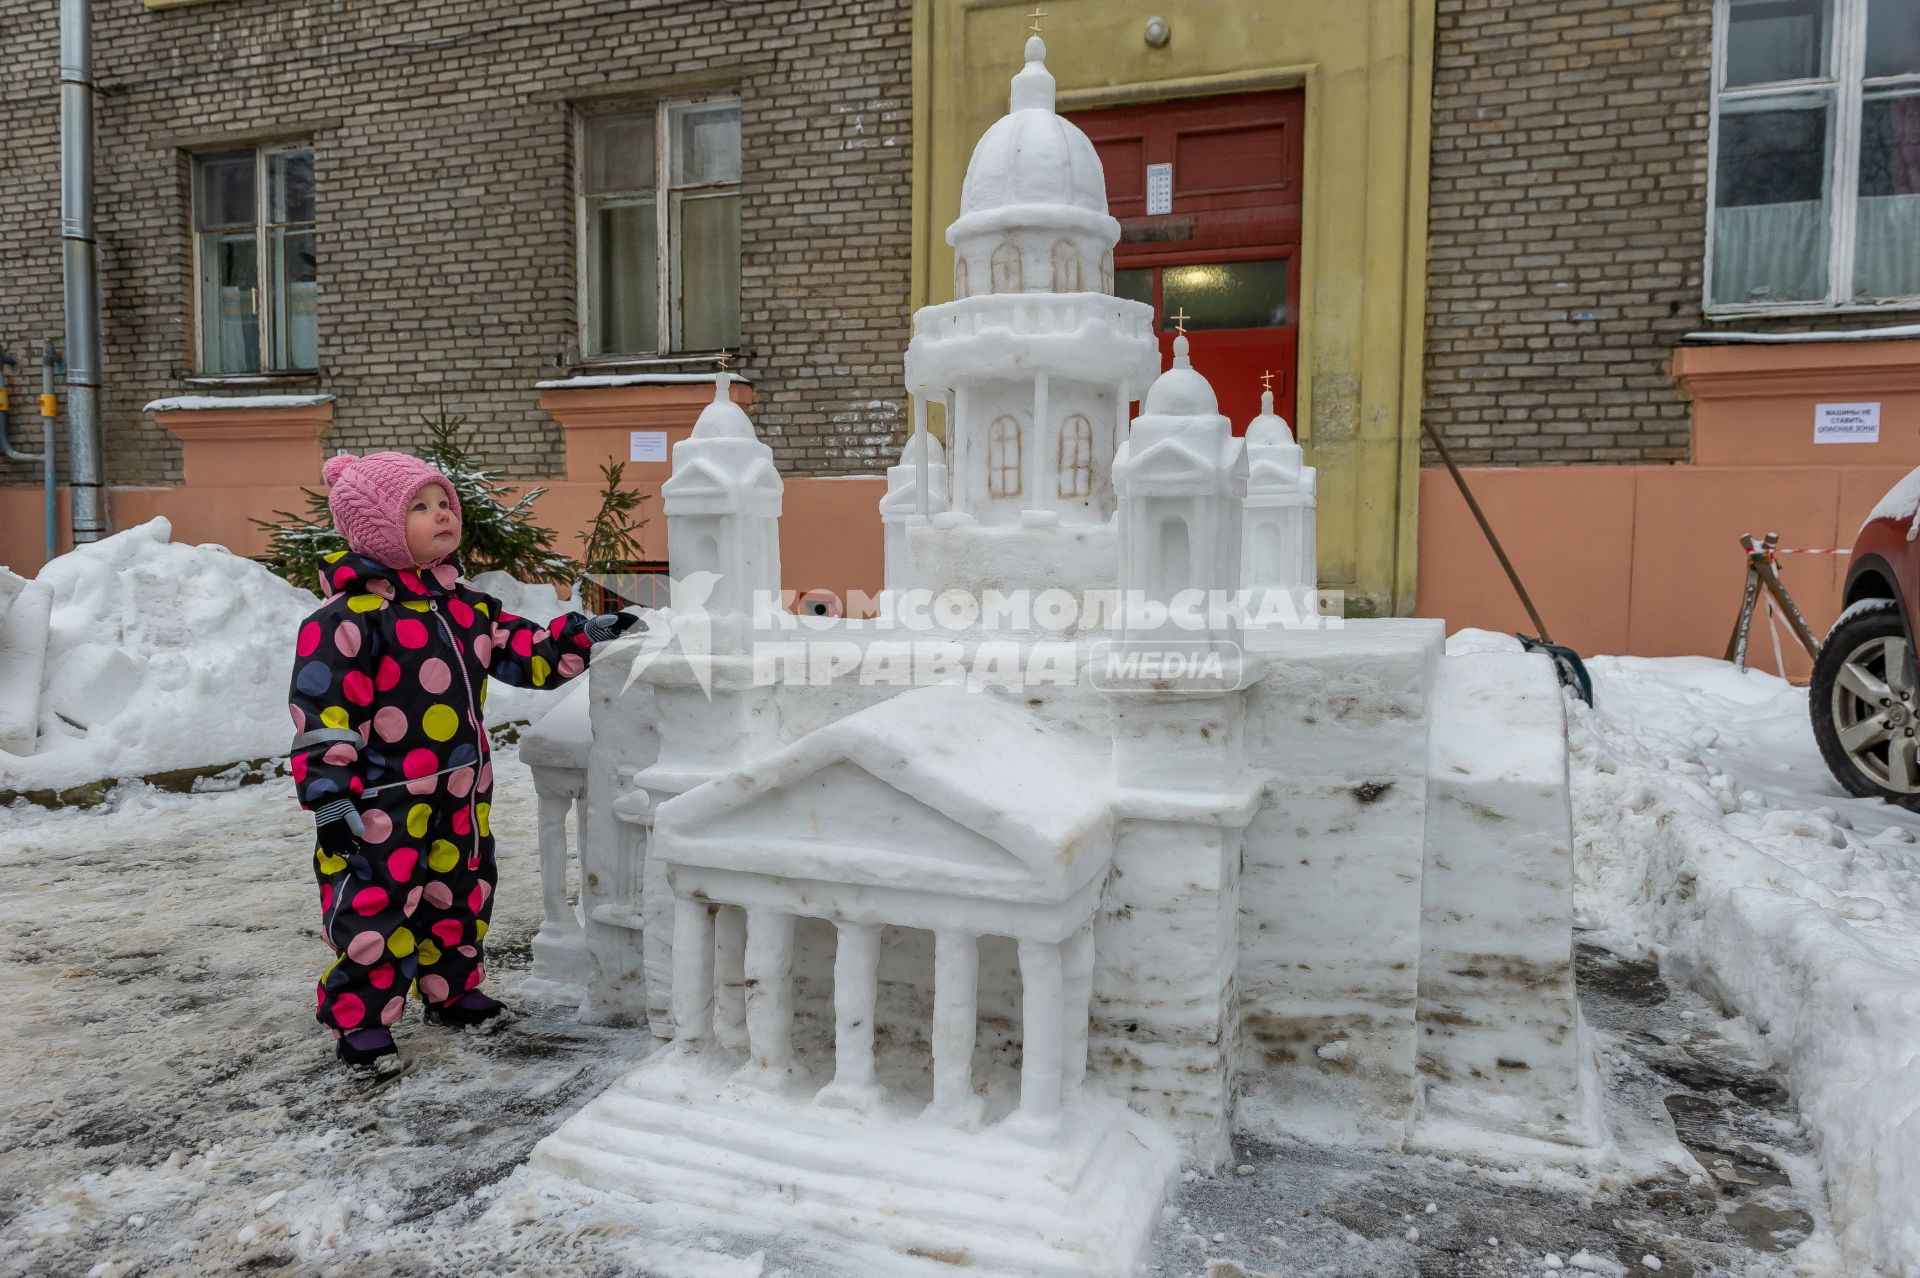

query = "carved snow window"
[
  {"left": 990, "top": 241, "right": 1024, "bottom": 293},
  {"left": 954, "top": 255, "right": 971, "bottom": 300},
  {"left": 988, "top": 415, "right": 1023, "bottom": 498},
  {"left": 1056, "top": 414, "right": 1094, "bottom": 499},
  {"left": 1050, "top": 240, "right": 1082, "bottom": 292},
  {"left": 1100, "top": 250, "right": 1114, "bottom": 294},
  {"left": 1155, "top": 515, "right": 1190, "bottom": 599}
]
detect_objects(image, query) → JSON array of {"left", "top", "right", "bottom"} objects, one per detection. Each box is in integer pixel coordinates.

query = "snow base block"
[{"left": 531, "top": 1050, "right": 1181, "bottom": 1278}]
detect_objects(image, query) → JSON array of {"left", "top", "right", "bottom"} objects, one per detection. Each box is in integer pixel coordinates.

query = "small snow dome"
[
  {"left": 1246, "top": 390, "right": 1295, "bottom": 447},
  {"left": 956, "top": 37, "right": 1110, "bottom": 222},
  {"left": 896, "top": 430, "right": 946, "bottom": 468},
  {"left": 1143, "top": 335, "right": 1219, "bottom": 419},
  {"left": 691, "top": 371, "right": 755, "bottom": 440}
]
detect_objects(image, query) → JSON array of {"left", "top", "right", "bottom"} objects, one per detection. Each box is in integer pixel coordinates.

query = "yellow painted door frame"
[{"left": 912, "top": 0, "right": 1436, "bottom": 616}]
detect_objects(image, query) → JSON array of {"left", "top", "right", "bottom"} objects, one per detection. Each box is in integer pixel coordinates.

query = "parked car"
[{"left": 1811, "top": 470, "right": 1920, "bottom": 809}]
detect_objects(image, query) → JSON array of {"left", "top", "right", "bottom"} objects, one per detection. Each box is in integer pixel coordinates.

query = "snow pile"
[
  {"left": 0, "top": 567, "right": 52, "bottom": 755},
  {"left": 0, "top": 527, "right": 587, "bottom": 795},
  {"left": 1, "top": 518, "right": 319, "bottom": 794},
  {"left": 1571, "top": 655, "right": 1920, "bottom": 1275}
]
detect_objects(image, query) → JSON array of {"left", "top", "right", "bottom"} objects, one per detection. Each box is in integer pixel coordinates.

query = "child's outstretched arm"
[
  {"left": 475, "top": 596, "right": 641, "bottom": 691},
  {"left": 287, "top": 601, "right": 380, "bottom": 830}
]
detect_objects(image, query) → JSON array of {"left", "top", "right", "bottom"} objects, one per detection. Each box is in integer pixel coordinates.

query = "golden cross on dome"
[
  {"left": 1027, "top": 6, "right": 1047, "bottom": 34},
  {"left": 1261, "top": 369, "right": 1274, "bottom": 393},
  {"left": 714, "top": 349, "right": 732, "bottom": 371},
  {"left": 1168, "top": 308, "right": 1189, "bottom": 335}
]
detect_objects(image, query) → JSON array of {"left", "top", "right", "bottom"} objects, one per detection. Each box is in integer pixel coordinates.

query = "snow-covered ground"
[
  {"left": 1, "top": 526, "right": 1916, "bottom": 1275},
  {"left": 1569, "top": 651, "right": 1920, "bottom": 1276},
  {"left": 0, "top": 735, "right": 1838, "bottom": 1278}
]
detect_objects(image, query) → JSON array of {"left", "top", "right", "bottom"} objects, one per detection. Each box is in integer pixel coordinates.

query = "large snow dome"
[
  {"left": 955, "top": 38, "right": 1110, "bottom": 223},
  {"left": 947, "top": 35, "right": 1120, "bottom": 303}
]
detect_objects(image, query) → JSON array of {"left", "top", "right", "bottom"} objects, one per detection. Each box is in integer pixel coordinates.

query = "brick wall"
[
  {"left": 1423, "top": 0, "right": 1920, "bottom": 466},
  {"left": 0, "top": 0, "right": 913, "bottom": 491}
]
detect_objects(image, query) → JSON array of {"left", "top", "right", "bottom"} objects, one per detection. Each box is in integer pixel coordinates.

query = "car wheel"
[{"left": 1810, "top": 598, "right": 1920, "bottom": 809}]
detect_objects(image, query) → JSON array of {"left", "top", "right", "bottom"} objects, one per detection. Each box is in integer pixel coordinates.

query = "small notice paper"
[
  {"left": 1146, "top": 163, "right": 1173, "bottom": 216},
  {"left": 1814, "top": 402, "right": 1881, "bottom": 444},
  {"left": 629, "top": 430, "right": 669, "bottom": 462}
]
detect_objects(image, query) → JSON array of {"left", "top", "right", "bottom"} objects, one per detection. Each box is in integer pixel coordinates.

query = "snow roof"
[
  {"left": 1681, "top": 322, "right": 1920, "bottom": 345},
  {"left": 534, "top": 372, "right": 755, "bottom": 390},
  {"left": 519, "top": 678, "right": 591, "bottom": 770},
  {"left": 143, "top": 394, "right": 334, "bottom": 412},
  {"left": 654, "top": 684, "right": 1113, "bottom": 903}
]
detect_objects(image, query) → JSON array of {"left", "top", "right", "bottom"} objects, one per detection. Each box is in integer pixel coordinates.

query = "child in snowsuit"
[{"left": 287, "top": 451, "right": 638, "bottom": 1074}]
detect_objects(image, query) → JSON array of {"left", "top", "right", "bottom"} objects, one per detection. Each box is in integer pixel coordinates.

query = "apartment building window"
[
  {"left": 580, "top": 97, "right": 741, "bottom": 358},
  {"left": 1708, "top": 0, "right": 1920, "bottom": 311},
  {"left": 193, "top": 144, "right": 317, "bottom": 373}
]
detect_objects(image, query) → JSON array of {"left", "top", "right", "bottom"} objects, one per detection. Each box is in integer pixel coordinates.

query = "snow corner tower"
[
  {"left": 1241, "top": 385, "right": 1317, "bottom": 612},
  {"left": 894, "top": 32, "right": 1162, "bottom": 599},
  {"left": 661, "top": 368, "right": 782, "bottom": 650}
]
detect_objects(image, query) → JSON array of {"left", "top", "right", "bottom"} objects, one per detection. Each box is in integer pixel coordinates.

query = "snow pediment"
[
  {"left": 1116, "top": 430, "right": 1245, "bottom": 495},
  {"left": 1247, "top": 452, "right": 1307, "bottom": 495},
  {"left": 654, "top": 685, "right": 1114, "bottom": 905},
  {"left": 662, "top": 451, "right": 783, "bottom": 515},
  {"left": 662, "top": 455, "right": 736, "bottom": 500}
]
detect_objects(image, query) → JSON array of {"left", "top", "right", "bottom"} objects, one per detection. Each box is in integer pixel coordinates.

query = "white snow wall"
[
  {"left": 1416, "top": 650, "right": 1591, "bottom": 1148},
  {"left": 0, "top": 567, "right": 52, "bottom": 756},
  {"left": 581, "top": 621, "right": 1591, "bottom": 1153}
]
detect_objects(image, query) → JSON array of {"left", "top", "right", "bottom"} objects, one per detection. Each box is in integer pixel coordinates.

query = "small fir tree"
[
  {"left": 253, "top": 398, "right": 580, "bottom": 592},
  {"left": 250, "top": 487, "right": 344, "bottom": 596},
  {"left": 577, "top": 461, "right": 650, "bottom": 614}
]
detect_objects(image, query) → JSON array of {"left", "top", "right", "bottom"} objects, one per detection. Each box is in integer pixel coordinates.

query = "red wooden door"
[{"left": 1069, "top": 90, "right": 1304, "bottom": 434}]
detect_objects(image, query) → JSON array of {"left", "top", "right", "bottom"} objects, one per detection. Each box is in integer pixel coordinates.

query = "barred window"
[
  {"left": 1050, "top": 240, "right": 1082, "bottom": 292},
  {"left": 1056, "top": 413, "right": 1094, "bottom": 498},
  {"left": 990, "top": 241, "right": 1024, "bottom": 293},
  {"left": 988, "top": 415, "right": 1023, "bottom": 498}
]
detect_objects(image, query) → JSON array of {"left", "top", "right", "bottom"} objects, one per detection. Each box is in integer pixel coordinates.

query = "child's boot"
[
  {"left": 424, "top": 990, "right": 513, "bottom": 1032},
  {"left": 336, "top": 1027, "right": 406, "bottom": 1080}
]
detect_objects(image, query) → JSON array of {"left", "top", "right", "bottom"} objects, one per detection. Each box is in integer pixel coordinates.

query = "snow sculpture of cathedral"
[{"left": 531, "top": 32, "right": 1596, "bottom": 1278}]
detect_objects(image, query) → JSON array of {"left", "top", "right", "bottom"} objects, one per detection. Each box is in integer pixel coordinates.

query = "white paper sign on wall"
[
  {"left": 1814, "top": 402, "right": 1881, "bottom": 445},
  {"left": 1146, "top": 163, "right": 1173, "bottom": 216},
  {"left": 629, "top": 430, "right": 669, "bottom": 462}
]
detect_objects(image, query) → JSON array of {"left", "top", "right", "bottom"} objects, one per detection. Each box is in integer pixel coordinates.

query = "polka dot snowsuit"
[{"left": 287, "top": 551, "right": 597, "bottom": 1036}]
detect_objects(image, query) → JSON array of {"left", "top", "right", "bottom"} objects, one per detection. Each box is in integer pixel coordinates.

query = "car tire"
[{"left": 1809, "top": 597, "right": 1920, "bottom": 810}]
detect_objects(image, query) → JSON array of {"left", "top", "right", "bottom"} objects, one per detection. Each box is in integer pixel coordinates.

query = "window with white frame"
[
  {"left": 192, "top": 143, "right": 317, "bottom": 373},
  {"left": 1709, "top": 0, "right": 1920, "bottom": 311},
  {"left": 580, "top": 97, "right": 742, "bottom": 357}
]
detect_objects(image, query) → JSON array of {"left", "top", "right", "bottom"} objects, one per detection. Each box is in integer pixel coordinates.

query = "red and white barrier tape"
[{"left": 1741, "top": 539, "right": 1852, "bottom": 557}]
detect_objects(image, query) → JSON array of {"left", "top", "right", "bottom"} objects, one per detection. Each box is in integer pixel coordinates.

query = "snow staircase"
[{"left": 530, "top": 1050, "right": 1182, "bottom": 1277}]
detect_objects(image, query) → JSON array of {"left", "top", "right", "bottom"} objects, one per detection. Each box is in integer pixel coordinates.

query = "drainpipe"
[
  {"left": 0, "top": 341, "right": 59, "bottom": 560},
  {"left": 60, "top": 0, "right": 106, "bottom": 544},
  {"left": 41, "top": 343, "right": 61, "bottom": 562}
]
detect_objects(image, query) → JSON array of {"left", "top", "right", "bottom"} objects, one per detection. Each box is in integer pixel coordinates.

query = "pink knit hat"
[{"left": 322, "top": 451, "right": 462, "bottom": 569}]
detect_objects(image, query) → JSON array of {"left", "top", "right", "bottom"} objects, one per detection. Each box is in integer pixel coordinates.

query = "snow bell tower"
[
  {"left": 661, "top": 368, "right": 782, "bottom": 651},
  {"left": 896, "top": 31, "right": 1161, "bottom": 601}
]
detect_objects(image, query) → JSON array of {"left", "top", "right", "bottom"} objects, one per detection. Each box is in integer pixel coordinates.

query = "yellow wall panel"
[{"left": 913, "top": 0, "right": 1436, "bottom": 615}]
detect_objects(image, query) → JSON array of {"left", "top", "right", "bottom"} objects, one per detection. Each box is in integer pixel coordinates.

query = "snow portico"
[{"left": 530, "top": 32, "right": 1597, "bottom": 1277}]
